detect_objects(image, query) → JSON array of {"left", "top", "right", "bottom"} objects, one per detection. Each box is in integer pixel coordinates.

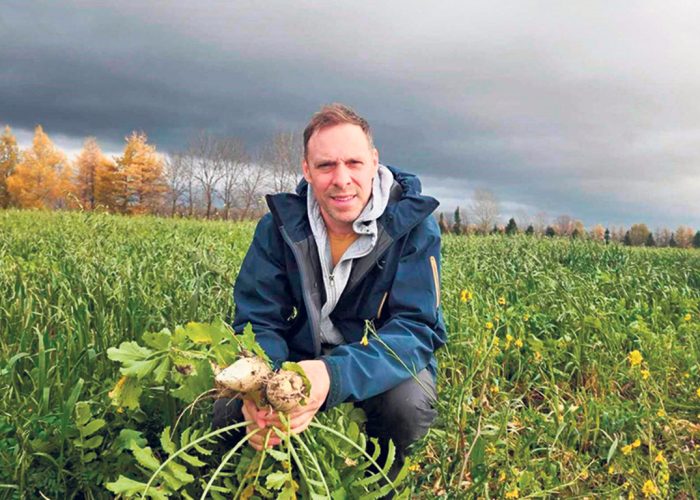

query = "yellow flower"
[
  {"left": 628, "top": 491, "right": 635, "bottom": 500},
  {"left": 640, "top": 369, "right": 650, "bottom": 380},
  {"left": 505, "top": 488, "right": 519, "bottom": 499},
  {"left": 579, "top": 469, "right": 589, "bottom": 480},
  {"left": 654, "top": 451, "right": 666, "bottom": 464},
  {"left": 498, "top": 471, "right": 507, "bottom": 482},
  {"left": 486, "top": 443, "right": 497, "bottom": 455},
  {"left": 696, "top": 387, "right": 700, "bottom": 398},
  {"left": 683, "top": 313, "right": 691, "bottom": 322},
  {"left": 408, "top": 463, "right": 421, "bottom": 472},
  {"left": 683, "top": 372, "right": 690, "bottom": 378},
  {"left": 360, "top": 334, "right": 369, "bottom": 346},
  {"left": 623, "top": 481, "right": 631, "bottom": 490},
  {"left": 498, "top": 296, "right": 506, "bottom": 306},
  {"left": 515, "top": 338, "right": 524, "bottom": 348},
  {"left": 628, "top": 350, "right": 643, "bottom": 367},
  {"left": 621, "top": 444, "right": 633, "bottom": 455},
  {"left": 505, "top": 334, "right": 513, "bottom": 348},
  {"left": 641, "top": 480, "right": 658, "bottom": 497},
  {"left": 632, "top": 438, "right": 641, "bottom": 448},
  {"left": 460, "top": 289, "right": 473, "bottom": 303},
  {"left": 656, "top": 409, "right": 666, "bottom": 418},
  {"left": 523, "top": 313, "right": 530, "bottom": 322},
  {"left": 533, "top": 351, "right": 542, "bottom": 363},
  {"left": 490, "top": 385, "right": 500, "bottom": 395},
  {"left": 486, "top": 321, "right": 494, "bottom": 330},
  {"left": 608, "top": 465, "right": 615, "bottom": 475}
]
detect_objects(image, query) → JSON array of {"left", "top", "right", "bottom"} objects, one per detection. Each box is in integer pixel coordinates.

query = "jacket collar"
[{"left": 266, "top": 165, "right": 439, "bottom": 242}]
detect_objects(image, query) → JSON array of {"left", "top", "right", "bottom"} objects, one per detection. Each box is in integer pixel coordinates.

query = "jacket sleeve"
[
  {"left": 321, "top": 216, "right": 447, "bottom": 408},
  {"left": 233, "top": 213, "right": 293, "bottom": 366}
]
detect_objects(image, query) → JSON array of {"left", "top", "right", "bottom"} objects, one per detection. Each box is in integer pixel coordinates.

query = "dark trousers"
[{"left": 212, "top": 368, "right": 437, "bottom": 480}]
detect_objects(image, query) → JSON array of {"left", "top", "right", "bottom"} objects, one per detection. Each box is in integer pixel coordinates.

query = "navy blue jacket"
[{"left": 233, "top": 166, "right": 447, "bottom": 409}]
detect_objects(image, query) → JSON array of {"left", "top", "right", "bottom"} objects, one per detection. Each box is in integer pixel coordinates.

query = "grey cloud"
[{"left": 1, "top": 1, "right": 699, "bottom": 228}]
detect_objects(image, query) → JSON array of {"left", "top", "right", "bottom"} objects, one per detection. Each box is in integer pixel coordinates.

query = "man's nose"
[{"left": 332, "top": 163, "right": 351, "bottom": 186}]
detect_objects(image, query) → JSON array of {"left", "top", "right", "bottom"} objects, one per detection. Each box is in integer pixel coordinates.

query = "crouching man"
[{"left": 214, "top": 103, "right": 447, "bottom": 478}]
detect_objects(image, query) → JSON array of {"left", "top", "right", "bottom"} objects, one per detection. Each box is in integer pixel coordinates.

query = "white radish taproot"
[
  {"left": 215, "top": 356, "right": 272, "bottom": 394},
  {"left": 265, "top": 369, "right": 307, "bottom": 412}
]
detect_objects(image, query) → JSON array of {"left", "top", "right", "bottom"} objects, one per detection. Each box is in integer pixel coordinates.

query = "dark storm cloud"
[{"left": 1, "top": 1, "right": 699, "bottom": 228}]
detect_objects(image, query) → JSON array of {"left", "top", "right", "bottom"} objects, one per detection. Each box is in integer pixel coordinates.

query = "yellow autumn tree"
[
  {"left": 0, "top": 126, "right": 20, "bottom": 208},
  {"left": 7, "top": 125, "right": 71, "bottom": 209},
  {"left": 74, "top": 137, "right": 120, "bottom": 210},
  {"left": 117, "top": 131, "right": 166, "bottom": 214}
]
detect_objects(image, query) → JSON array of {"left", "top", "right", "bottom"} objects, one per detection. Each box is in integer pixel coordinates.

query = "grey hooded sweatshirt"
[{"left": 307, "top": 164, "right": 394, "bottom": 346}]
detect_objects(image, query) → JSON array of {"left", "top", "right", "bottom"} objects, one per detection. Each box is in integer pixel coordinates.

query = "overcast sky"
[{"left": 2, "top": 1, "right": 699, "bottom": 229}]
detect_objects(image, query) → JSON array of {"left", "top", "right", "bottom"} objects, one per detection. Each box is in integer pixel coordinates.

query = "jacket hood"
[{"left": 267, "top": 165, "right": 439, "bottom": 242}]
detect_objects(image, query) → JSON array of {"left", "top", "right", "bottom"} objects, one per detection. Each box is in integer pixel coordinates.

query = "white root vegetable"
[
  {"left": 265, "top": 370, "right": 306, "bottom": 412},
  {"left": 215, "top": 356, "right": 272, "bottom": 394}
]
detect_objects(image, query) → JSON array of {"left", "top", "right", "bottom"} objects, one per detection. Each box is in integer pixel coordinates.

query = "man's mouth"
[{"left": 330, "top": 194, "right": 356, "bottom": 203}]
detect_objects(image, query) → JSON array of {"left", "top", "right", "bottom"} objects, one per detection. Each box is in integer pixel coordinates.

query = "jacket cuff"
[{"left": 320, "top": 356, "right": 343, "bottom": 409}]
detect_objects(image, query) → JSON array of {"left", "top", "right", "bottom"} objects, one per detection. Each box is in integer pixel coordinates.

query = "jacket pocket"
[{"left": 429, "top": 255, "right": 440, "bottom": 309}]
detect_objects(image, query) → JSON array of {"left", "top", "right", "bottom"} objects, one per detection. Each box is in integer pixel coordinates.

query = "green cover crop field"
[{"left": 1, "top": 210, "right": 699, "bottom": 498}]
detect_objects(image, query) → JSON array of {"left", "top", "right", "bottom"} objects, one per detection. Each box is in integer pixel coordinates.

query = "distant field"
[{"left": 1, "top": 210, "right": 698, "bottom": 498}]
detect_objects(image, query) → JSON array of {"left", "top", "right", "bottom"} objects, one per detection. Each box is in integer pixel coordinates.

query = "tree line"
[
  {"left": 440, "top": 196, "right": 700, "bottom": 249},
  {"left": 1, "top": 123, "right": 698, "bottom": 248},
  {"left": 0, "top": 124, "right": 301, "bottom": 219}
]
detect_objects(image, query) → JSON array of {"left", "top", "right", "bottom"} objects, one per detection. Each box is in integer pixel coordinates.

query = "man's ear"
[
  {"left": 302, "top": 158, "right": 311, "bottom": 182},
  {"left": 372, "top": 148, "right": 379, "bottom": 172}
]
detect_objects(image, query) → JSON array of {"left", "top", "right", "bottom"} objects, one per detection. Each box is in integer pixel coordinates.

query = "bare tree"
[
  {"left": 654, "top": 227, "right": 672, "bottom": 247},
  {"left": 236, "top": 163, "right": 268, "bottom": 219},
  {"left": 261, "top": 131, "right": 302, "bottom": 193},
  {"left": 470, "top": 189, "right": 499, "bottom": 234},
  {"left": 163, "top": 151, "right": 192, "bottom": 216},
  {"left": 553, "top": 214, "right": 575, "bottom": 236},
  {"left": 218, "top": 137, "right": 248, "bottom": 220},
  {"left": 188, "top": 131, "right": 226, "bottom": 219},
  {"left": 532, "top": 211, "right": 548, "bottom": 235}
]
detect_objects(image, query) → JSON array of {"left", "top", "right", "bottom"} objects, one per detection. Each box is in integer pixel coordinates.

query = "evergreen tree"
[
  {"left": 452, "top": 207, "right": 462, "bottom": 235},
  {"left": 572, "top": 228, "right": 581, "bottom": 239},
  {"left": 694, "top": 230, "right": 700, "bottom": 249},
  {"left": 623, "top": 231, "right": 632, "bottom": 246},
  {"left": 505, "top": 217, "right": 518, "bottom": 235},
  {"left": 525, "top": 224, "right": 534, "bottom": 236},
  {"left": 545, "top": 226, "right": 556, "bottom": 237},
  {"left": 438, "top": 212, "right": 450, "bottom": 234},
  {"left": 604, "top": 228, "right": 610, "bottom": 245},
  {"left": 645, "top": 232, "right": 656, "bottom": 247},
  {"left": 490, "top": 224, "right": 500, "bottom": 235},
  {"left": 669, "top": 233, "right": 677, "bottom": 248}
]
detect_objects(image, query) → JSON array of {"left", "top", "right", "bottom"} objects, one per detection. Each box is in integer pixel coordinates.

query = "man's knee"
[{"left": 361, "top": 369, "right": 438, "bottom": 449}]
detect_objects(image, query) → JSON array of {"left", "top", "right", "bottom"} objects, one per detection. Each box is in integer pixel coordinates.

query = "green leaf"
[
  {"left": 74, "top": 401, "right": 92, "bottom": 427},
  {"left": 266, "top": 448, "right": 288, "bottom": 462},
  {"left": 120, "top": 357, "right": 161, "bottom": 379},
  {"left": 114, "top": 428, "right": 147, "bottom": 452},
  {"left": 80, "top": 418, "right": 105, "bottom": 437},
  {"left": 105, "top": 475, "right": 168, "bottom": 500},
  {"left": 607, "top": 436, "right": 619, "bottom": 463},
  {"left": 143, "top": 328, "right": 172, "bottom": 350},
  {"left": 239, "top": 322, "right": 270, "bottom": 362},
  {"left": 107, "top": 341, "right": 153, "bottom": 364},
  {"left": 163, "top": 460, "right": 195, "bottom": 489},
  {"left": 83, "top": 435, "right": 104, "bottom": 449},
  {"left": 172, "top": 359, "right": 213, "bottom": 403},
  {"left": 184, "top": 321, "right": 222, "bottom": 344},
  {"left": 132, "top": 445, "right": 161, "bottom": 472},
  {"left": 83, "top": 451, "right": 97, "bottom": 463},
  {"left": 160, "top": 426, "right": 176, "bottom": 455},
  {"left": 109, "top": 376, "right": 143, "bottom": 410},
  {"left": 153, "top": 358, "right": 171, "bottom": 383},
  {"left": 266, "top": 471, "right": 289, "bottom": 491}
]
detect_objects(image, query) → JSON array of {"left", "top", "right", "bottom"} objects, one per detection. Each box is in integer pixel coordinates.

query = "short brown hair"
[{"left": 303, "top": 103, "right": 373, "bottom": 158}]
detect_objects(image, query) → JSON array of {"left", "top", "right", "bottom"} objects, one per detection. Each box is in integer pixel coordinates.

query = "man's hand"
[
  {"left": 285, "top": 359, "right": 330, "bottom": 434},
  {"left": 241, "top": 359, "right": 331, "bottom": 450}
]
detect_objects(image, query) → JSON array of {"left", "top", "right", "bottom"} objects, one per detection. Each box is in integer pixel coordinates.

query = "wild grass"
[{"left": 0, "top": 210, "right": 698, "bottom": 498}]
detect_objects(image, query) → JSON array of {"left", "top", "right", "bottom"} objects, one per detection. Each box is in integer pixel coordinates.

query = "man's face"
[{"left": 303, "top": 123, "right": 379, "bottom": 234}]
